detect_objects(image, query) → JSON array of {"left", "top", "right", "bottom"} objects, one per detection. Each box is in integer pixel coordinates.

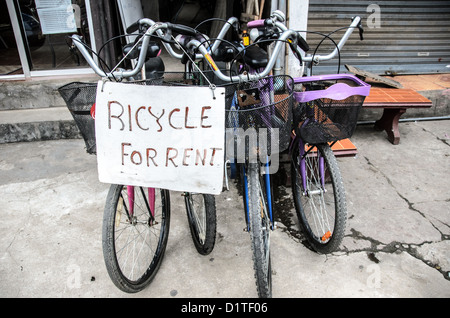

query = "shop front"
[{"left": 1, "top": 0, "right": 98, "bottom": 80}]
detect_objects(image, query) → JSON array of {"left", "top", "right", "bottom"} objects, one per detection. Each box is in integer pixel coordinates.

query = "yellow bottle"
[{"left": 242, "top": 30, "right": 250, "bottom": 46}]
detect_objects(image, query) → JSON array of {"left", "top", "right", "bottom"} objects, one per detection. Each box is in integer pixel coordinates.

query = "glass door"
[
  {"left": 0, "top": 1, "right": 24, "bottom": 75},
  {"left": 1, "top": 0, "right": 95, "bottom": 79},
  {"left": 19, "top": 0, "right": 91, "bottom": 71}
]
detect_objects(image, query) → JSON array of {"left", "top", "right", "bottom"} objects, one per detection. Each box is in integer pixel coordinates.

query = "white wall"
[{"left": 287, "top": 0, "right": 309, "bottom": 77}]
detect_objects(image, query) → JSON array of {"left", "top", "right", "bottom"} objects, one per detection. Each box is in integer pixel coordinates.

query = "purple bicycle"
[
  {"left": 290, "top": 74, "right": 370, "bottom": 254},
  {"left": 243, "top": 12, "right": 371, "bottom": 257},
  {"left": 247, "top": 13, "right": 371, "bottom": 254}
]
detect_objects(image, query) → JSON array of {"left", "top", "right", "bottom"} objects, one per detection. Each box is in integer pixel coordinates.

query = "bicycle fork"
[
  {"left": 294, "top": 138, "right": 326, "bottom": 196},
  {"left": 125, "top": 186, "right": 156, "bottom": 225},
  {"left": 242, "top": 159, "right": 274, "bottom": 232}
]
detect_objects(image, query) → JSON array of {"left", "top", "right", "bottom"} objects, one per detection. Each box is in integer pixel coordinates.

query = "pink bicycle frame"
[{"left": 126, "top": 186, "right": 156, "bottom": 219}]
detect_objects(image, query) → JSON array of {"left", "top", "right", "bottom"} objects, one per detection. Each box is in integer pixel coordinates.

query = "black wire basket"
[
  {"left": 58, "top": 79, "right": 165, "bottom": 154},
  {"left": 225, "top": 75, "right": 294, "bottom": 157},
  {"left": 293, "top": 74, "right": 371, "bottom": 144},
  {"left": 58, "top": 82, "right": 97, "bottom": 154}
]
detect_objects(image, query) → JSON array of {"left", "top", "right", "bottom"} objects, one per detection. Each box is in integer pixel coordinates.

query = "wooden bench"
[{"left": 363, "top": 88, "right": 433, "bottom": 145}]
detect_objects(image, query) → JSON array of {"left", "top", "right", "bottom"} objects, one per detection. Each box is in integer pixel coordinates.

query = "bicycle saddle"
[
  {"left": 122, "top": 40, "right": 161, "bottom": 60},
  {"left": 241, "top": 45, "right": 268, "bottom": 69},
  {"left": 145, "top": 56, "right": 165, "bottom": 79}
]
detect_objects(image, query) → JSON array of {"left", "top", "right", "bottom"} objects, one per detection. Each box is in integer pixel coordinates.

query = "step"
[
  {"left": 0, "top": 75, "right": 98, "bottom": 144},
  {"left": 0, "top": 107, "right": 81, "bottom": 144}
]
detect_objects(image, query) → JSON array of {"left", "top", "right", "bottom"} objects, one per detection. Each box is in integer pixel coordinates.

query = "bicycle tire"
[
  {"left": 291, "top": 142, "right": 346, "bottom": 254},
  {"left": 102, "top": 184, "right": 170, "bottom": 293},
  {"left": 246, "top": 163, "right": 272, "bottom": 298},
  {"left": 184, "top": 193, "right": 217, "bottom": 255}
]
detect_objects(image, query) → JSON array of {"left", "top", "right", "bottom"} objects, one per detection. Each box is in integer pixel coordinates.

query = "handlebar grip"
[
  {"left": 126, "top": 20, "right": 140, "bottom": 34},
  {"left": 298, "top": 34, "right": 309, "bottom": 52},
  {"left": 247, "top": 19, "right": 265, "bottom": 28},
  {"left": 166, "top": 23, "right": 198, "bottom": 36}
]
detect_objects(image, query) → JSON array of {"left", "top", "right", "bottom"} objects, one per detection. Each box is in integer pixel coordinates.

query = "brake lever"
[
  {"left": 147, "top": 22, "right": 174, "bottom": 43},
  {"left": 126, "top": 20, "right": 140, "bottom": 34},
  {"left": 287, "top": 36, "right": 304, "bottom": 65},
  {"left": 298, "top": 34, "right": 310, "bottom": 52},
  {"left": 355, "top": 18, "right": 364, "bottom": 41}
]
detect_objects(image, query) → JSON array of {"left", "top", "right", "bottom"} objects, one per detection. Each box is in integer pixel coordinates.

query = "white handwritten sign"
[{"left": 95, "top": 81, "right": 225, "bottom": 195}]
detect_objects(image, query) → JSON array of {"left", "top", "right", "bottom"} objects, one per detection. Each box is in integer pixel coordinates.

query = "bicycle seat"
[
  {"left": 241, "top": 45, "right": 268, "bottom": 69},
  {"left": 123, "top": 41, "right": 161, "bottom": 60},
  {"left": 211, "top": 41, "right": 239, "bottom": 62},
  {"left": 145, "top": 56, "right": 165, "bottom": 79}
]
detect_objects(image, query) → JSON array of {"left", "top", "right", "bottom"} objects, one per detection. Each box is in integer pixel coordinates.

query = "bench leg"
[{"left": 374, "top": 108, "right": 406, "bottom": 145}]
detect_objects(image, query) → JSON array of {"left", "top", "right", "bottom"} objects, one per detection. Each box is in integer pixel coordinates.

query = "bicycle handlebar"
[
  {"left": 70, "top": 11, "right": 360, "bottom": 81},
  {"left": 71, "top": 16, "right": 239, "bottom": 79},
  {"left": 246, "top": 14, "right": 360, "bottom": 63},
  {"left": 186, "top": 29, "right": 299, "bottom": 82},
  {"left": 302, "top": 16, "right": 361, "bottom": 63}
]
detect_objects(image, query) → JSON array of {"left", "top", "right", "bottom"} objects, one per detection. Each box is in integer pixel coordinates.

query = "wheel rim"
[
  {"left": 187, "top": 194, "right": 207, "bottom": 244},
  {"left": 298, "top": 149, "right": 336, "bottom": 244},
  {"left": 259, "top": 183, "right": 271, "bottom": 274},
  {"left": 247, "top": 164, "right": 272, "bottom": 297},
  {"left": 113, "top": 186, "right": 165, "bottom": 283}
]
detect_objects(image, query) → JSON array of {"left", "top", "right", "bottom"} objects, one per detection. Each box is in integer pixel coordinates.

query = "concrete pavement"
[{"left": 0, "top": 119, "right": 449, "bottom": 298}]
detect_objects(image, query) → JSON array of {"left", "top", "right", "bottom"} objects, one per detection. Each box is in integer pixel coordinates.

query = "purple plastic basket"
[
  {"left": 294, "top": 74, "right": 371, "bottom": 102},
  {"left": 293, "top": 74, "right": 371, "bottom": 144}
]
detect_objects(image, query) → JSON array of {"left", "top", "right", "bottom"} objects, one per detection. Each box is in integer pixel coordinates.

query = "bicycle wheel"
[
  {"left": 102, "top": 184, "right": 170, "bottom": 293},
  {"left": 184, "top": 193, "right": 217, "bottom": 255},
  {"left": 291, "top": 141, "right": 346, "bottom": 254},
  {"left": 245, "top": 163, "right": 272, "bottom": 298}
]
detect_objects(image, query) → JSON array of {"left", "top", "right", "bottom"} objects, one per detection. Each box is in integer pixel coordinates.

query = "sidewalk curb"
[{"left": 0, "top": 120, "right": 81, "bottom": 143}]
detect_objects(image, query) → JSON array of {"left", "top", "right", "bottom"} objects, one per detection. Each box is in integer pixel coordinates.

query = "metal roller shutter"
[{"left": 305, "top": 0, "right": 450, "bottom": 75}]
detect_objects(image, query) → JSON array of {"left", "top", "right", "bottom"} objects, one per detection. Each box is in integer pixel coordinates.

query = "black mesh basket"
[
  {"left": 143, "top": 72, "right": 294, "bottom": 155},
  {"left": 293, "top": 74, "right": 370, "bottom": 144},
  {"left": 58, "top": 79, "right": 165, "bottom": 154},
  {"left": 58, "top": 82, "right": 97, "bottom": 154},
  {"left": 225, "top": 75, "right": 294, "bottom": 156}
]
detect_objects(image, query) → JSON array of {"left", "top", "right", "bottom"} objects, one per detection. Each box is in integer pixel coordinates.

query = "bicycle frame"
[{"left": 228, "top": 68, "right": 277, "bottom": 231}]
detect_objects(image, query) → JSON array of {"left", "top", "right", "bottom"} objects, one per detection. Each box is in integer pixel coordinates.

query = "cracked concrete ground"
[{"left": 0, "top": 120, "right": 449, "bottom": 298}]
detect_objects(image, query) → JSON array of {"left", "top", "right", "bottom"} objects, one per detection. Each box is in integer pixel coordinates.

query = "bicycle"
[
  {"left": 252, "top": 15, "right": 369, "bottom": 254},
  {"left": 58, "top": 47, "right": 172, "bottom": 293},
  {"left": 289, "top": 18, "right": 370, "bottom": 254},
  {"left": 66, "top": 9, "right": 370, "bottom": 297},
  {"left": 246, "top": 13, "right": 370, "bottom": 254},
  {"left": 61, "top": 17, "right": 246, "bottom": 292},
  {"left": 199, "top": 11, "right": 300, "bottom": 297}
]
